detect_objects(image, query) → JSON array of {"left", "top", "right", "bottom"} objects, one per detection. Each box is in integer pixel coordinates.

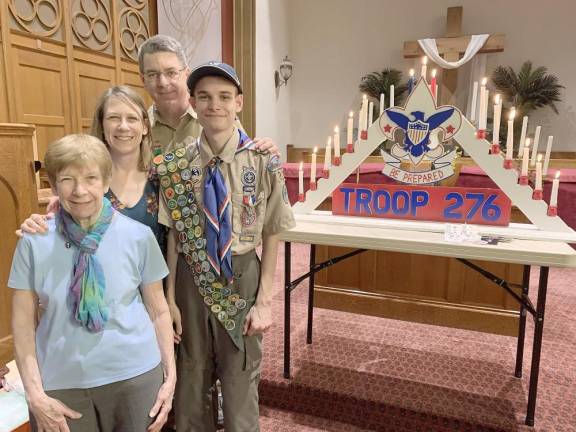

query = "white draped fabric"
[{"left": 417, "top": 34, "right": 490, "bottom": 69}]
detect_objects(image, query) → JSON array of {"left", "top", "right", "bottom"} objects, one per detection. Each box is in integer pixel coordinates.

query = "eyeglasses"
[{"left": 143, "top": 68, "right": 186, "bottom": 82}]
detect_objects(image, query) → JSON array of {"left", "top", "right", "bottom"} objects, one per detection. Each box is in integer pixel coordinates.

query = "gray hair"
[{"left": 138, "top": 35, "right": 188, "bottom": 73}]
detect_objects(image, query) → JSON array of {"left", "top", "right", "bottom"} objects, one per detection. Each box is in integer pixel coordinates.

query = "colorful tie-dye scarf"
[{"left": 58, "top": 197, "right": 114, "bottom": 332}]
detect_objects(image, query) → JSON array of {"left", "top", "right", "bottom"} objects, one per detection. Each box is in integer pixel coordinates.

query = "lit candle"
[
  {"left": 408, "top": 68, "right": 415, "bottom": 94},
  {"left": 333, "top": 126, "right": 340, "bottom": 164},
  {"left": 310, "top": 146, "right": 317, "bottom": 188},
  {"left": 430, "top": 69, "right": 437, "bottom": 99},
  {"left": 470, "top": 81, "right": 479, "bottom": 123},
  {"left": 530, "top": 125, "right": 541, "bottom": 166},
  {"left": 347, "top": 111, "right": 354, "bottom": 152},
  {"left": 421, "top": 56, "right": 428, "bottom": 81},
  {"left": 323, "top": 137, "right": 332, "bottom": 176},
  {"left": 492, "top": 95, "right": 502, "bottom": 146},
  {"left": 543, "top": 135, "right": 553, "bottom": 177},
  {"left": 518, "top": 116, "right": 528, "bottom": 158},
  {"left": 298, "top": 161, "right": 304, "bottom": 196},
  {"left": 550, "top": 171, "right": 560, "bottom": 207},
  {"left": 521, "top": 139, "right": 530, "bottom": 179},
  {"left": 368, "top": 101, "right": 374, "bottom": 126},
  {"left": 390, "top": 84, "right": 395, "bottom": 107},
  {"left": 535, "top": 154, "right": 543, "bottom": 190},
  {"left": 379, "top": 93, "right": 385, "bottom": 115},
  {"left": 504, "top": 108, "right": 515, "bottom": 165}
]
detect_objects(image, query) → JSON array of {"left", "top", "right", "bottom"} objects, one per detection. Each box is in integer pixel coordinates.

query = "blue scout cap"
[{"left": 187, "top": 61, "right": 243, "bottom": 95}]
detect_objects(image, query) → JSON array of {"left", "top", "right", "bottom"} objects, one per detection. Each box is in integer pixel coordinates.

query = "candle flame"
[
  {"left": 481, "top": 77, "right": 487, "bottom": 85},
  {"left": 537, "top": 154, "right": 543, "bottom": 162},
  {"left": 299, "top": 161, "right": 303, "bottom": 170},
  {"left": 509, "top": 109, "right": 516, "bottom": 120},
  {"left": 349, "top": 111, "right": 353, "bottom": 117},
  {"left": 313, "top": 146, "right": 318, "bottom": 154},
  {"left": 334, "top": 126, "right": 339, "bottom": 133},
  {"left": 431, "top": 69, "right": 437, "bottom": 77},
  {"left": 409, "top": 68, "right": 414, "bottom": 77},
  {"left": 525, "top": 138, "right": 531, "bottom": 147},
  {"left": 422, "top": 56, "right": 428, "bottom": 65},
  {"left": 362, "top": 94, "right": 367, "bottom": 100},
  {"left": 495, "top": 94, "right": 501, "bottom": 104},
  {"left": 555, "top": 171, "right": 561, "bottom": 179}
]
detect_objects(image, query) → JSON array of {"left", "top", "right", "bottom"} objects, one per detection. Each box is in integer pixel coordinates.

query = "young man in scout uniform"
[{"left": 155, "top": 62, "right": 295, "bottom": 431}]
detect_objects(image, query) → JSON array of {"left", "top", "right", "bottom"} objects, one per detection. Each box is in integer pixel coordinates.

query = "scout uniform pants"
[{"left": 174, "top": 250, "right": 263, "bottom": 432}]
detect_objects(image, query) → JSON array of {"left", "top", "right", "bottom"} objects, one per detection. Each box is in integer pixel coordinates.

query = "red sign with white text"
[{"left": 332, "top": 183, "right": 511, "bottom": 226}]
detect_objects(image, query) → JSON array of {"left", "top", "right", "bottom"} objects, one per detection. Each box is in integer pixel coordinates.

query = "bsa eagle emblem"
[{"left": 379, "top": 78, "right": 462, "bottom": 184}]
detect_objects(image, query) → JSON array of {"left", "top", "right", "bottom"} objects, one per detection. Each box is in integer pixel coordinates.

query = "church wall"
[
  {"left": 281, "top": 0, "right": 576, "bottom": 151},
  {"left": 254, "top": 0, "right": 292, "bottom": 161}
]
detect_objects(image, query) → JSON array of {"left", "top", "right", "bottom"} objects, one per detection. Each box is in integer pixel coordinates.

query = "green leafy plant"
[
  {"left": 491, "top": 61, "right": 564, "bottom": 116},
  {"left": 359, "top": 68, "right": 408, "bottom": 107}
]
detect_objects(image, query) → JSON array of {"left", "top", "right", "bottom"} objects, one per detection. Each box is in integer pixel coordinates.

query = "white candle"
[
  {"left": 298, "top": 161, "right": 303, "bottom": 195},
  {"left": 324, "top": 138, "right": 332, "bottom": 172},
  {"left": 492, "top": 95, "right": 502, "bottom": 145},
  {"left": 360, "top": 94, "right": 368, "bottom": 132},
  {"left": 505, "top": 108, "right": 515, "bottom": 160},
  {"left": 530, "top": 126, "right": 541, "bottom": 166},
  {"left": 479, "top": 78, "right": 488, "bottom": 130},
  {"left": 368, "top": 101, "right": 374, "bottom": 126},
  {"left": 347, "top": 111, "right": 354, "bottom": 144},
  {"left": 333, "top": 126, "right": 340, "bottom": 158},
  {"left": 421, "top": 56, "right": 428, "bottom": 80},
  {"left": 550, "top": 171, "right": 560, "bottom": 207},
  {"left": 543, "top": 135, "right": 553, "bottom": 177},
  {"left": 518, "top": 116, "right": 528, "bottom": 158},
  {"left": 535, "top": 154, "right": 543, "bottom": 190},
  {"left": 470, "top": 81, "right": 478, "bottom": 123},
  {"left": 521, "top": 139, "right": 530, "bottom": 177},
  {"left": 390, "top": 84, "right": 395, "bottom": 107},
  {"left": 379, "top": 93, "right": 385, "bottom": 115},
  {"left": 481, "top": 89, "right": 489, "bottom": 130},
  {"left": 310, "top": 146, "right": 317, "bottom": 184}
]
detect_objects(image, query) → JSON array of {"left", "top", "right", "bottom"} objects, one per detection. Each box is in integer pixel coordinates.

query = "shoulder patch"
[{"left": 266, "top": 154, "right": 282, "bottom": 172}]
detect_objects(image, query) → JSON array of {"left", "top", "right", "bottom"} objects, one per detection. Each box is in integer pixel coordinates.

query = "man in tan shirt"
[
  {"left": 138, "top": 35, "right": 274, "bottom": 154},
  {"left": 155, "top": 62, "right": 294, "bottom": 431}
]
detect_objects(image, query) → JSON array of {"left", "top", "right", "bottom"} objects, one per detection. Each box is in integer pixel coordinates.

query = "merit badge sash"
[{"left": 153, "top": 132, "right": 255, "bottom": 351}]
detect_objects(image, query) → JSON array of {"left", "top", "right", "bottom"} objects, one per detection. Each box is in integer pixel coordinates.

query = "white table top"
[{"left": 279, "top": 212, "right": 576, "bottom": 268}]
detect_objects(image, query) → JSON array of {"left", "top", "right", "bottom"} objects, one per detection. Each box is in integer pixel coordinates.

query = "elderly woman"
[{"left": 9, "top": 134, "right": 175, "bottom": 432}]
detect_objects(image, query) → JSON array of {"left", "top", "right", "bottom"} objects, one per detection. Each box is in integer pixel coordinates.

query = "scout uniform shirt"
[
  {"left": 156, "top": 128, "right": 295, "bottom": 347},
  {"left": 149, "top": 105, "right": 201, "bottom": 154}
]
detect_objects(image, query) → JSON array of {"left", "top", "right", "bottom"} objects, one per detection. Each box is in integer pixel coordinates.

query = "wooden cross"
[{"left": 403, "top": 6, "right": 505, "bottom": 105}]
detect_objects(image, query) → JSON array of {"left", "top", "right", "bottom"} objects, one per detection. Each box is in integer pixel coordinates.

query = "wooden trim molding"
[
  {"left": 233, "top": 0, "right": 255, "bottom": 137},
  {"left": 221, "top": 0, "right": 234, "bottom": 65}
]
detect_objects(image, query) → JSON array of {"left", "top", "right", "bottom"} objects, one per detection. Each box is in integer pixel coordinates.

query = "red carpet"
[{"left": 259, "top": 243, "right": 576, "bottom": 432}]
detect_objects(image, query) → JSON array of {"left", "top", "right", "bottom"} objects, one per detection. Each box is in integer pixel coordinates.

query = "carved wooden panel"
[
  {"left": 0, "top": 124, "right": 38, "bottom": 345},
  {"left": 71, "top": 0, "right": 113, "bottom": 54},
  {"left": 118, "top": 0, "right": 149, "bottom": 61},
  {"left": 8, "top": 0, "right": 64, "bottom": 41}
]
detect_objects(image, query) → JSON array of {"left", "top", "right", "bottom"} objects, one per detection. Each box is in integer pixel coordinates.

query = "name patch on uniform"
[{"left": 239, "top": 235, "right": 255, "bottom": 242}]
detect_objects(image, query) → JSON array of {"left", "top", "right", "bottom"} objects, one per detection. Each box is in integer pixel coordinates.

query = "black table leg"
[
  {"left": 525, "top": 266, "right": 549, "bottom": 426},
  {"left": 515, "top": 265, "right": 531, "bottom": 378},
  {"left": 283, "top": 241, "right": 292, "bottom": 379},
  {"left": 306, "top": 244, "right": 316, "bottom": 344}
]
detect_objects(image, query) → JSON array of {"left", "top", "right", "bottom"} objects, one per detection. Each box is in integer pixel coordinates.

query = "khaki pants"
[
  {"left": 175, "top": 251, "right": 262, "bottom": 432},
  {"left": 30, "top": 364, "right": 162, "bottom": 432}
]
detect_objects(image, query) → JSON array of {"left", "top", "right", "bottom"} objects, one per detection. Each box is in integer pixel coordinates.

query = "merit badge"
[
  {"left": 156, "top": 164, "right": 168, "bottom": 176},
  {"left": 188, "top": 192, "right": 196, "bottom": 204},
  {"left": 182, "top": 206, "right": 191, "bottom": 217},
  {"left": 194, "top": 226, "right": 202, "bottom": 238},
  {"left": 185, "top": 180, "right": 194, "bottom": 191},
  {"left": 198, "top": 250, "right": 207, "bottom": 261},
  {"left": 211, "top": 304, "right": 222, "bottom": 314},
  {"left": 220, "top": 298, "right": 230, "bottom": 308},
  {"left": 218, "top": 311, "right": 228, "bottom": 322},
  {"left": 160, "top": 176, "right": 171, "bottom": 188},
  {"left": 174, "top": 183, "right": 185, "bottom": 195},
  {"left": 164, "top": 152, "right": 175, "bottom": 162},
  {"left": 241, "top": 206, "right": 256, "bottom": 227},
  {"left": 195, "top": 238, "right": 205, "bottom": 249},
  {"left": 212, "top": 282, "right": 223, "bottom": 289},
  {"left": 171, "top": 209, "right": 182, "bottom": 220},
  {"left": 171, "top": 173, "right": 181, "bottom": 184},
  {"left": 226, "top": 305, "right": 237, "bottom": 316},
  {"left": 177, "top": 158, "right": 189, "bottom": 170},
  {"left": 185, "top": 254, "right": 193, "bottom": 265},
  {"left": 266, "top": 154, "right": 282, "bottom": 172},
  {"left": 184, "top": 217, "right": 193, "bottom": 229},
  {"left": 175, "top": 147, "right": 186, "bottom": 158},
  {"left": 190, "top": 166, "right": 202, "bottom": 178},
  {"left": 190, "top": 203, "right": 198, "bottom": 214},
  {"left": 167, "top": 199, "right": 177, "bottom": 210},
  {"left": 175, "top": 220, "right": 185, "bottom": 231},
  {"left": 192, "top": 214, "right": 200, "bottom": 226},
  {"left": 224, "top": 319, "right": 236, "bottom": 331},
  {"left": 221, "top": 287, "right": 231, "bottom": 297},
  {"left": 181, "top": 169, "right": 191, "bottom": 180},
  {"left": 242, "top": 166, "right": 256, "bottom": 186},
  {"left": 212, "top": 291, "right": 222, "bottom": 302},
  {"left": 195, "top": 262, "right": 202, "bottom": 274},
  {"left": 198, "top": 286, "right": 206, "bottom": 297},
  {"left": 235, "top": 299, "right": 247, "bottom": 310},
  {"left": 192, "top": 251, "right": 198, "bottom": 263},
  {"left": 165, "top": 188, "right": 175, "bottom": 199},
  {"left": 179, "top": 231, "right": 188, "bottom": 243},
  {"left": 229, "top": 294, "right": 240, "bottom": 303},
  {"left": 187, "top": 229, "right": 195, "bottom": 240},
  {"left": 204, "top": 296, "right": 214, "bottom": 306},
  {"left": 153, "top": 155, "right": 164, "bottom": 165},
  {"left": 182, "top": 243, "right": 190, "bottom": 254},
  {"left": 177, "top": 195, "right": 188, "bottom": 207},
  {"left": 167, "top": 161, "right": 178, "bottom": 173},
  {"left": 206, "top": 272, "right": 215, "bottom": 283},
  {"left": 205, "top": 285, "right": 214, "bottom": 294},
  {"left": 198, "top": 274, "right": 206, "bottom": 286},
  {"left": 201, "top": 261, "right": 210, "bottom": 273}
]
